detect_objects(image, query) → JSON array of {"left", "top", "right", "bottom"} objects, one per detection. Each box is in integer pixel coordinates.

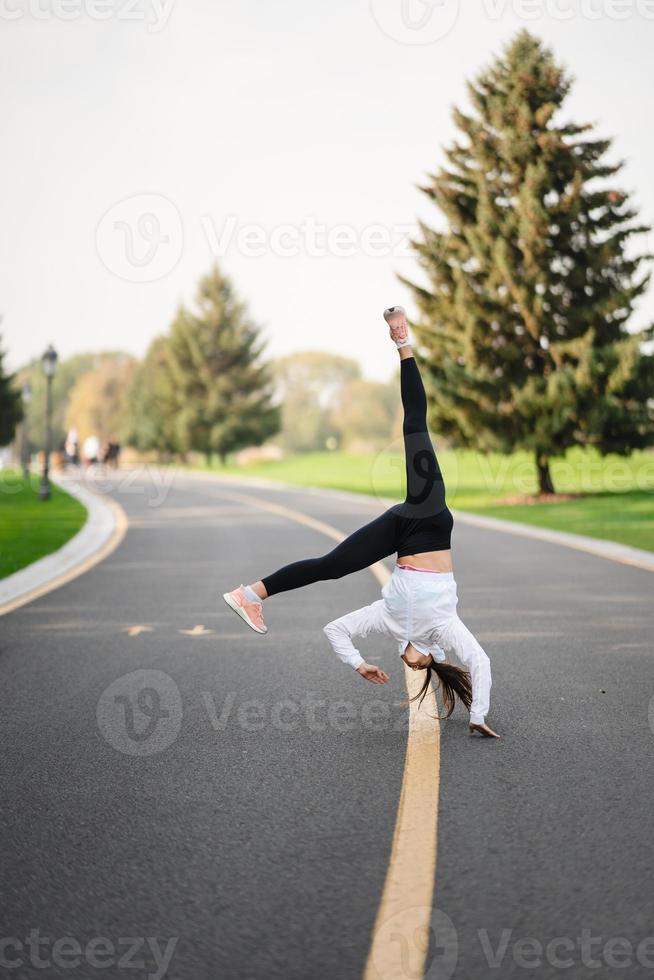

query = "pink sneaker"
[
  {"left": 383, "top": 306, "right": 411, "bottom": 347},
  {"left": 223, "top": 586, "right": 268, "bottom": 634}
]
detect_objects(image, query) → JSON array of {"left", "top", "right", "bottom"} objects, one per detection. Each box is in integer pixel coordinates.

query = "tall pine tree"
[
  {"left": 0, "top": 334, "right": 22, "bottom": 447},
  {"left": 404, "top": 31, "right": 653, "bottom": 494},
  {"left": 124, "top": 336, "right": 180, "bottom": 456},
  {"left": 164, "top": 265, "right": 279, "bottom": 462}
]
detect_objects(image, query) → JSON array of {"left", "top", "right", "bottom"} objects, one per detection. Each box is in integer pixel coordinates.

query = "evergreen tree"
[
  {"left": 404, "top": 31, "right": 653, "bottom": 494},
  {"left": 164, "top": 265, "right": 279, "bottom": 462},
  {"left": 124, "top": 337, "right": 180, "bottom": 456},
  {"left": 0, "top": 335, "right": 23, "bottom": 447}
]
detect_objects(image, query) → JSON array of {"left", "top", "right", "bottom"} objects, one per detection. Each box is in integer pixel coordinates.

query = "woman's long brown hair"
[{"left": 409, "top": 660, "right": 472, "bottom": 719}]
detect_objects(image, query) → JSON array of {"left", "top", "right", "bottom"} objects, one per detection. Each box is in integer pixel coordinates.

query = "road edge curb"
[{"left": 0, "top": 475, "right": 128, "bottom": 616}]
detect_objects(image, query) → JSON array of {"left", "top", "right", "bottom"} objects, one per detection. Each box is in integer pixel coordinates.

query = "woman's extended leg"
[
  {"left": 223, "top": 507, "right": 399, "bottom": 632},
  {"left": 260, "top": 507, "right": 398, "bottom": 597},
  {"left": 384, "top": 307, "right": 446, "bottom": 519},
  {"left": 398, "top": 353, "right": 446, "bottom": 518}
]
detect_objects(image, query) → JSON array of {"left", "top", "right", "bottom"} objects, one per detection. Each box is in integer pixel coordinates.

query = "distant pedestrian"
[
  {"left": 100, "top": 440, "right": 121, "bottom": 469},
  {"left": 82, "top": 434, "right": 100, "bottom": 466},
  {"left": 224, "top": 308, "right": 498, "bottom": 738},
  {"left": 64, "top": 428, "right": 80, "bottom": 466}
]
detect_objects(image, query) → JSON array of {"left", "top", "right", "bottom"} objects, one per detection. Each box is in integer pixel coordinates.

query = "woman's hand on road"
[{"left": 356, "top": 663, "right": 390, "bottom": 685}]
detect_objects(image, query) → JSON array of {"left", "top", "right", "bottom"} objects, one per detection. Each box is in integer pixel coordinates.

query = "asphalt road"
[{"left": 1, "top": 470, "right": 653, "bottom": 980}]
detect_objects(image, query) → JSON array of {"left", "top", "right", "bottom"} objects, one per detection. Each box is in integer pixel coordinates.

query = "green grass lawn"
[
  {"left": 0, "top": 471, "right": 87, "bottom": 579},
  {"left": 207, "top": 446, "right": 654, "bottom": 552}
]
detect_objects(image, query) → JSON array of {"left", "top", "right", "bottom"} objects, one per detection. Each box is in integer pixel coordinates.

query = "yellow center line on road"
[{"left": 219, "top": 489, "right": 440, "bottom": 980}]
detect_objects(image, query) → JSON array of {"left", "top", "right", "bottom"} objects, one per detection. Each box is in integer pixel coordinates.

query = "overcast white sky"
[{"left": 2, "top": 0, "right": 653, "bottom": 381}]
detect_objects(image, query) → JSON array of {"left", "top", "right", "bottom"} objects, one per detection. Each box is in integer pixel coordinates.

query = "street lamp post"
[
  {"left": 40, "top": 345, "right": 58, "bottom": 501},
  {"left": 21, "top": 381, "right": 31, "bottom": 479}
]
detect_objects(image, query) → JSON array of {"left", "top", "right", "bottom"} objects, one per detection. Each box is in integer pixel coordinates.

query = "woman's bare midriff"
[{"left": 397, "top": 549, "right": 453, "bottom": 573}]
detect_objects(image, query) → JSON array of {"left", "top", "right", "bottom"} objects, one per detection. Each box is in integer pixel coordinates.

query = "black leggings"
[{"left": 262, "top": 356, "right": 446, "bottom": 597}]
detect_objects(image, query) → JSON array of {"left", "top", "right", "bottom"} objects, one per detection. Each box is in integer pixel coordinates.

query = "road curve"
[{"left": 0, "top": 469, "right": 652, "bottom": 980}]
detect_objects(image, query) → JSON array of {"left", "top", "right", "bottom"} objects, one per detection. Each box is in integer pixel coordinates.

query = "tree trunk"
[{"left": 536, "top": 454, "right": 555, "bottom": 495}]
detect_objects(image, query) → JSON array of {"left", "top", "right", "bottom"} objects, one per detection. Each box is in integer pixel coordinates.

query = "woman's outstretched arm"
[{"left": 323, "top": 601, "right": 390, "bottom": 684}]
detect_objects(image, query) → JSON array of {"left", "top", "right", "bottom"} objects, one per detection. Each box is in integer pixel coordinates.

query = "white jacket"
[{"left": 323, "top": 566, "right": 491, "bottom": 725}]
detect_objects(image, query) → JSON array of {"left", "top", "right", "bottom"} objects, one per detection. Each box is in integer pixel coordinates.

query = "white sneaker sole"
[{"left": 222, "top": 592, "right": 267, "bottom": 634}]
